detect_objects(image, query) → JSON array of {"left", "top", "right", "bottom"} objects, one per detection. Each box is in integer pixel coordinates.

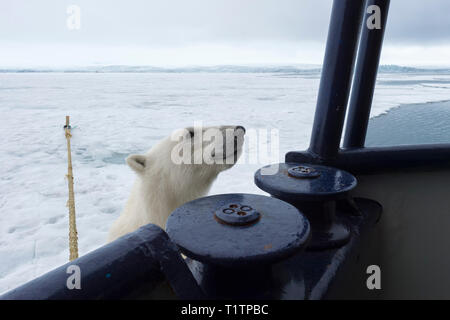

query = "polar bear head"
[{"left": 125, "top": 125, "right": 246, "bottom": 198}]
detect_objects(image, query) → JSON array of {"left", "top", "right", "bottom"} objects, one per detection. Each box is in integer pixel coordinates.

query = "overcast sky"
[{"left": 1, "top": 0, "right": 450, "bottom": 67}]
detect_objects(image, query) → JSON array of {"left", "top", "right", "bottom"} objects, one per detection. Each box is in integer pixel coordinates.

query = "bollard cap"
[
  {"left": 255, "top": 163, "right": 357, "bottom": 202},
  {"left": 214, "top": 203, "right": 261, "bottom": 226},
  {"left": 166, "top": 193, "right": 310, "bottom": 268}
]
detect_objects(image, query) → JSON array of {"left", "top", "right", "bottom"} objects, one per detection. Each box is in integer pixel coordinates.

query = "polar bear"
[{"left": 108, "top": 125, "right": 246, "bottom": 242}]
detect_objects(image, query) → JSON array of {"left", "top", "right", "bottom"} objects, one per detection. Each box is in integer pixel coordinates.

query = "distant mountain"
[
  {"left": 378, "top": 65, "right": 450, "bottom": 73},
  {"left": 0, "top": 64, "right": 449, "bottom": 74}
]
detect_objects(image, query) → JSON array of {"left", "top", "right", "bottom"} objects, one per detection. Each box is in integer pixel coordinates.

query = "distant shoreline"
[{"left": 1, "top": 65, "right": 450, "bottom": 74}]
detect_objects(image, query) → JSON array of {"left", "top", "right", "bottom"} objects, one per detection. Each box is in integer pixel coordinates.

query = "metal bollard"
[
  {"left": 254, "top": 163, "right": 357, "bottom": 250},
  {"left": 166, "top": 193, "right": 311, "bottom": 299}
]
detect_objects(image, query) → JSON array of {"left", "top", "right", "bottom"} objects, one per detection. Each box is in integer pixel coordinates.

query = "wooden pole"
[{"left": 65, "top": 116, "right": 79, "bottom": 261}]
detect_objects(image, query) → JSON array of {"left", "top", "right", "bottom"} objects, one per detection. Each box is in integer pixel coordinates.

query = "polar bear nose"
[{"left": 235, "top": 126, "right": 246, "bottom": 134}]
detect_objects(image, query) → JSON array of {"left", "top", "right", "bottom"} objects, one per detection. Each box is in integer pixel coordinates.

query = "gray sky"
[{"left": 1, "top": 0, "right": 450, "bottom": 67}]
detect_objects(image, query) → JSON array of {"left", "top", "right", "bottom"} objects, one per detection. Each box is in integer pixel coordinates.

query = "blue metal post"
[
  {"left": 343, "top": 0, "right": 391, "bottom": 149},
  {"left": 309, "top": 0, "right": 365, "bottom": 160}
]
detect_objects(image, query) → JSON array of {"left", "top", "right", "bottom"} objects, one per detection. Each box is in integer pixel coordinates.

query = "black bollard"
[
  {"left": 166, "top": 193, "right": 311, "bottom": 299},
  {"left": 255, "top": 163, "right": 357, "bottom": 250}
]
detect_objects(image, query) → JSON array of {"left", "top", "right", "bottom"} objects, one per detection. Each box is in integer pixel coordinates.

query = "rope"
[{"left": 65, "top": 116, "right": 79, "bottom": 261}]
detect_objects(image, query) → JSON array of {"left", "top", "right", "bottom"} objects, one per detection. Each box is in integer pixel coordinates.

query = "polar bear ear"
[{"left": 126, "top": 154, "right": 147, "bottom": 174}]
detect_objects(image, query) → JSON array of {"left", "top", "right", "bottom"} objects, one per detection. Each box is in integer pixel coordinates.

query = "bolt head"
[
  {"left": 288, "top": 166, "right": 321, "bottom": 179},
  {"left": 215, "top": 203, "right": 260, "bottom": 226}
]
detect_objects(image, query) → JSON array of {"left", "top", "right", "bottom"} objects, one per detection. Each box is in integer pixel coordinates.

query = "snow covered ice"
[{"left": 1, "top": 68, "right": 450, "bottom": 294}]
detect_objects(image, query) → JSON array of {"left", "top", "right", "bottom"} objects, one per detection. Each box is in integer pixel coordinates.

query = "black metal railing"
[{"left": 0, "top": 224, "right": 203, "bottom": 300}]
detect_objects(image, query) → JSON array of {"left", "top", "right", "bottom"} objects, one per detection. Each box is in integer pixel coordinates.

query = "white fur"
[{"left": 107, "top": 125, "right": 245, "bottom": 242}]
